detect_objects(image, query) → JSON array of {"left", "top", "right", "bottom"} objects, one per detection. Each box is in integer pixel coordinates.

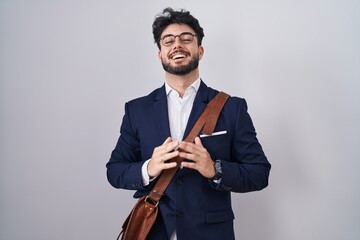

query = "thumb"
[
  {"left": 194, "top": 137, "right": 203, "bottom": 146},
  {"left": 163, "top": 137, "right": 172, "bottom": 145}
]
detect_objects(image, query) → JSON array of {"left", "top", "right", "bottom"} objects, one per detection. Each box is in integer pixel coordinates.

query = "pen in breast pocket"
[{"left": 199, "top": 130, "right": 227, "bottom": 138}]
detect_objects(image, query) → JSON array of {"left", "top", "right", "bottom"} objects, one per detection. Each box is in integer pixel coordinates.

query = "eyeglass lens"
[{"left": 162, "top": 33, "right": 195, "bottom": 46}]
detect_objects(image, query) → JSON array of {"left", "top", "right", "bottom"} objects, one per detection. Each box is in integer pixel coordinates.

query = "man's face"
[{"left": 158, "top": 23, "right": 204, "bottom": 76}]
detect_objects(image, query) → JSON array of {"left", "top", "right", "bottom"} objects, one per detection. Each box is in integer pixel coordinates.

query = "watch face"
[
  {"left": 215, "top": 160, "right": 222, "bottom": 174},
  {"left": 212, "top": 160, "right": 222, "bottom": 180}
]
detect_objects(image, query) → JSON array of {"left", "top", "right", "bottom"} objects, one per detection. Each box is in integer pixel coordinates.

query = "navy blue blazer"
[{"left": 107, "top": 81, "right": 271, "bottom": 240}]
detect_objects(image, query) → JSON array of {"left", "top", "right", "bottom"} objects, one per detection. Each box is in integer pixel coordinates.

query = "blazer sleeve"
[
  {"left": 214, "top": 98, "right": 271, "bottom": 193},
  {"left": 106, "top": 102, "right": 150, "bottom": 191}
]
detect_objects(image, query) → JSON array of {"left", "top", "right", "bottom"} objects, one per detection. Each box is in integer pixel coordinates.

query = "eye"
[
  {"left": 162, "top": 36, "right": 175, "bottom": 46},
  {"left": 180, "top": 33, "right": 195, "bottom": 44},
  {"left": 182, "top": 39, "right": 192, "bottom": 44}
]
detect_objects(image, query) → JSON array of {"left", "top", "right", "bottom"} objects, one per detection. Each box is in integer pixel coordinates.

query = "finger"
[
  {"left": 155, "top": 141, "right": 178, "bottom": 157},
  {"left": 179, "top": 152, "right": 197, "bottom": 162},
  {"left": 193, "top": 137, "right": 208, "bottom": 156},
  {"left": 161, "top": 150, "right": 180, "bottom": 162},
  {"left": 167, "top": 141, "right": 179, "bottom": 150},
  {"left": 181, "top": 161, "right": 196, "bottom": 170},
  {"left": 161, "top": 141, "right": 179, "bottom": 156},
  {"left": 159, "top": 137, "right": 175, "bottom": 152},
  {"left": 178, "top": 141, "right": 197, "bottom": 154},
  {"left": 153, "top": 137, "right": 172, "bottom": 155},
  {"left": 163, "top": 162, "right": 177, "bottom": 169},
  {"left": 162, "top": 137, "right": 172, "bottom": 145}
]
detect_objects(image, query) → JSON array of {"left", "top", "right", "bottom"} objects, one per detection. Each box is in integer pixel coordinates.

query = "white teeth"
[{"left": 172, "top": 54, "right": 186, "bottom": 59}]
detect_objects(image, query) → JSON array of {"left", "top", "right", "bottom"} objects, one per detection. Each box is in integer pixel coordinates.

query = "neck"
[{"left": 165, "top": 69, "right": 199, "bottom": 97}]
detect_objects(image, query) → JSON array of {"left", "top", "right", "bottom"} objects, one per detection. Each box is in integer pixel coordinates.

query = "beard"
[{"left": 161, "top": 55, "right": 199, "bottom": 76}]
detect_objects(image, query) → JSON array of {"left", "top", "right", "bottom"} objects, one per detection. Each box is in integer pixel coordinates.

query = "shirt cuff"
[{"left": 141, "top": 159, "right": 156, "bottom": 186}]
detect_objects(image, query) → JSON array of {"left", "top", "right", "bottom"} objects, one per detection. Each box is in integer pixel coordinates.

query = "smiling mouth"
[
  {"left": 172, "top": 54, "right": 187, "bottom": 60},
  {"left": 170, "top": 51, "right": 188, "bottom": 60}
]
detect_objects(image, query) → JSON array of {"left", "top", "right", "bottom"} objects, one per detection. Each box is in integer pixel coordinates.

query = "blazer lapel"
[
  {"left": 183, "top": 81, "right": 210, "bottom": 140},
  {"left": 153, "top": 85, "right": 171, "bottom": 141}
]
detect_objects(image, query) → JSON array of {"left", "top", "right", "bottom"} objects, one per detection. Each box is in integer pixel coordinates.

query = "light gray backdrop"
[{"left": 1, "top": 0, "right": 359, "bottom": 239}]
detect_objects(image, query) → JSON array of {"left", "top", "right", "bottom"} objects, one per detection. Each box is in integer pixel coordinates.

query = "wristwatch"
[{"left": 211, "top": 160, "right": 223, "bottom": 181}]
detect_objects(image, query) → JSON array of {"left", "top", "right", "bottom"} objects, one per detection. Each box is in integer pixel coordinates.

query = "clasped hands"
[{"left": 147, "top": 137, "right": 216, "bottom": 179}]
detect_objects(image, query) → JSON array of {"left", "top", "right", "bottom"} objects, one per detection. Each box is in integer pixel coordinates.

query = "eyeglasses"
[{"left": 160, "top": 32, "right": 197, "bottom": 47}]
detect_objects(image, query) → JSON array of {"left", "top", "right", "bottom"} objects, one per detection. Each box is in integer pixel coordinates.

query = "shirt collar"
[{"left": 165, "top": 78, "right": 201, "bottom": 96}]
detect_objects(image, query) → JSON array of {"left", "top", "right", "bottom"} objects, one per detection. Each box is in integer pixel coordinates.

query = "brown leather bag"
[{"left": 117, "top": 92, "right": 229, "bottom": 240}]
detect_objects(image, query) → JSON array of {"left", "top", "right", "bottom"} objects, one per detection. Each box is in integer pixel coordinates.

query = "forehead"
[{"left": 161, "top": 23, "right": 195, "bottom": 37}]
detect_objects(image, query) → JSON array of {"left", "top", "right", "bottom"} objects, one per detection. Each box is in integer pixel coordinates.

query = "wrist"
[{"left": 147, "top": 159, "right": 157, "bottom": 178}]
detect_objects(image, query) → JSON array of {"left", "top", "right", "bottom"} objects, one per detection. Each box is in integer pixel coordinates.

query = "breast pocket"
[{"left": 200, "top": 132, "right": 231, "bottom": 159}]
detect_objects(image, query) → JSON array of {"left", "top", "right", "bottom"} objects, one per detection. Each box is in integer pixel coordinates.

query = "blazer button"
[
  {"left": 175, "top": 211, "right": 183, "bottom": 218},
  {"left": 176, "top": 179, "right": 183, "bottom": 185}
]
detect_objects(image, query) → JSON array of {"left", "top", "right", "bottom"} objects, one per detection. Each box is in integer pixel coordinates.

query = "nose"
[{"left": 172, "top": 36, "right": 184, "bottom": 48}]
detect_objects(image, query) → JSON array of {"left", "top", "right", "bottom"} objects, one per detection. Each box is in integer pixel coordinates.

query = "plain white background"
[{"left": 1, "top": 0, "right": 359, "bottom": 239}]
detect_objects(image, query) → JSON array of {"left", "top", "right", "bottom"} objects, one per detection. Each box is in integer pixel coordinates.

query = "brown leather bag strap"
[
  {"left": 148, "top": 91, "right": 230, "bottom": 202},
  {"left": 202, "top": 91, "right": 230, "bottom": 135}
]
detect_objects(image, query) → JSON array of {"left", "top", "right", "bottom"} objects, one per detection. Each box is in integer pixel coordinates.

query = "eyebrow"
[{"left": 161, "top": 32, "right": 195, "bottom": 39}]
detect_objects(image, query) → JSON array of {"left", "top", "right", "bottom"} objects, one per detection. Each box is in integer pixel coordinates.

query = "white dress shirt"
[
  {"left": 141, "top": 78, "right": 201, "bottom": 240},
  {"left": 166, "top": 79, "right": 200, "bottom": 142},
  {"left": 141, "top": 78, "right": 200, "bottom": 184}
]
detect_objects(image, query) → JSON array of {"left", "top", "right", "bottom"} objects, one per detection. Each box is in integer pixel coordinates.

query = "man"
[{"left": 106, "top": 8, "right": 271, "bottom": 240}]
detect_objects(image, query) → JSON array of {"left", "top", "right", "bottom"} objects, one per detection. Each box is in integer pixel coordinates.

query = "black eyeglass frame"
[{"left": 160, "top": 32, "right": 197, "bottom": 47}]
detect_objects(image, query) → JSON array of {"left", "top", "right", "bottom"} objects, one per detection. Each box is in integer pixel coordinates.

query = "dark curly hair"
[{"left": 152, "top": 8, "right": 204, "bottom": 49}]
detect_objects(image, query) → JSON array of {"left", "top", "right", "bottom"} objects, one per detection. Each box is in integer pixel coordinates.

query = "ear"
[
  {"left": 198, "top": 46, "right": 204, "bottom": 60},
  {"left": 157, "top": 50, "right": 162, "bottom": 62}
]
